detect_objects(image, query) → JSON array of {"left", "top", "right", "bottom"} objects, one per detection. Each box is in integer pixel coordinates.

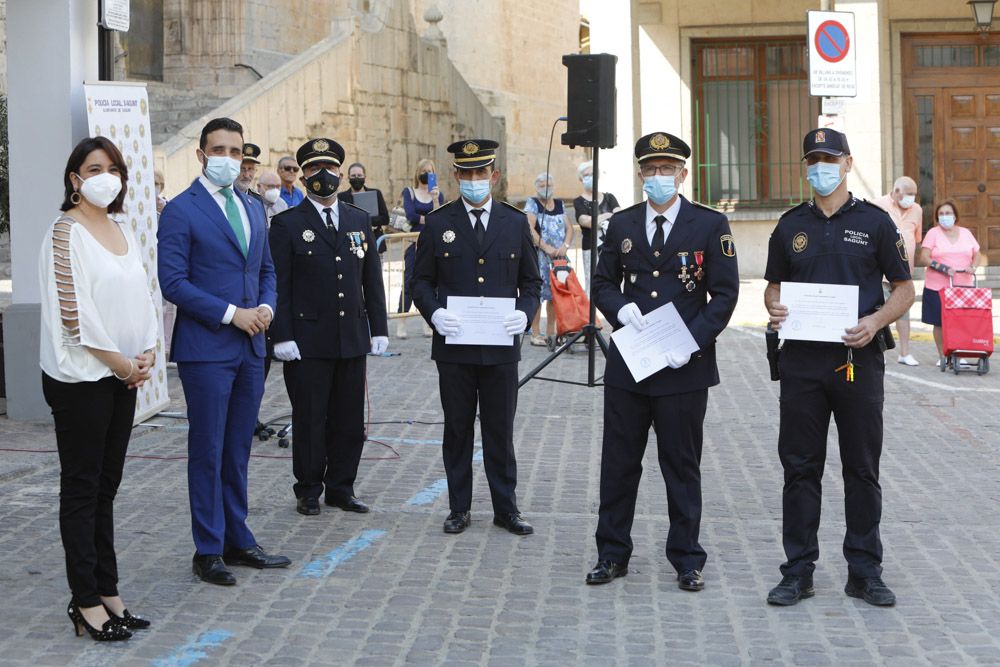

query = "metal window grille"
[{"left": 692, "top": 38, "right": 818, "bottom": 209}]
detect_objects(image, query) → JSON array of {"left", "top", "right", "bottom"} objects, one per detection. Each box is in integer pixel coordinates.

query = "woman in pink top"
[{"left": 917, "top": 201, "right": 981, "bottom": 366}]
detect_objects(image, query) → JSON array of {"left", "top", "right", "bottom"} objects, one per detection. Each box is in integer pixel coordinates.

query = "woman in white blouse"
[{"left": 39, "top": 137, "right": 158, "bottom": 642}]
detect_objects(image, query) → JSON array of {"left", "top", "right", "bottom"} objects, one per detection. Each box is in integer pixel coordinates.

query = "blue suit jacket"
[{"left": 158, "top": 178, "right": 277, "bottom": 362}]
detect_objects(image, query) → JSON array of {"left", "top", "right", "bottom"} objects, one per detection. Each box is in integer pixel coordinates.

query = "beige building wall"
[{"left": 410, "top": 0, "right": 586, "bottom": 200}]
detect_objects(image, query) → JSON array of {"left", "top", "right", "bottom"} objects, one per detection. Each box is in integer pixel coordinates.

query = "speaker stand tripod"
[{"left": 519, "top": 147, "right": 609, "bottom": 389}]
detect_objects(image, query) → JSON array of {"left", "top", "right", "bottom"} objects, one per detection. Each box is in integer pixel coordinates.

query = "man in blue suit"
[{"left": 158, "top": 117, "right": 291, "bottom": 586}]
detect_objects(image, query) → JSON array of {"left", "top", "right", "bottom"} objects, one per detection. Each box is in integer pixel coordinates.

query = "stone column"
[{"left": 4, "top": 1, "right": 99, "bottom": 419}]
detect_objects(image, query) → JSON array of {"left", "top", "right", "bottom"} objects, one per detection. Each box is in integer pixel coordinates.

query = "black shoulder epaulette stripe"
[
  {"left": 426, "top": 201, "right": 454, "bottom": 217},
  {"left": 618, "top": 201, "right": 645, "bottom": 214},
  {"left": 342, "top": 201, "right": 366, "bottom": 214}
]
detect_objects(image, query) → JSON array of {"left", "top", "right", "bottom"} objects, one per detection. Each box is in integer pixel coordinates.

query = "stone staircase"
[{"left": 147, "top": 82, "right": 228, "bottom": 146}]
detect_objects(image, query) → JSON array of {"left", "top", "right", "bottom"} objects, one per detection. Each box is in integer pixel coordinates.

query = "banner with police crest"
[{"left": 84, "top": 82, "right": 170, "bottom": 423}]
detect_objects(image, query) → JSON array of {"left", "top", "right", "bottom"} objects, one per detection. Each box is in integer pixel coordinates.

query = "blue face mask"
[
  {"left": 582, "top": 175, "right": 593, "bottom": 191},
  {"left": 203, "top": 155, "right": 241, "bottom": 188},
  {"left": 938, "top": 215, "right": 956, "bottom": 229},
  {"left": 806, "top": 161, "right": 844, "bottom": 196},
  {"left": 459, "top": 178, "right": 491, "bottom": 203},
  {"left": 643, "top": 175, "right": 677, "bottom": 205}
]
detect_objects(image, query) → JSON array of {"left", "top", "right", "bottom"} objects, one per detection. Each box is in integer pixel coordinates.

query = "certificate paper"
[
  {"left": 445, "top": 296, "right": 516, "bottom": 346},
  {"left": 611, "top": 302, "right": 700, "bottom": 382},
  {"left": 779, "top": 282, "right": 859, "bottom": 343}
]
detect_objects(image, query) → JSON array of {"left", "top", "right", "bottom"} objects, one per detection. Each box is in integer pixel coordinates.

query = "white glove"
[
  {"left": 273, "top": 341, "right": 301, "bottom": 361},
  {"left": 617, "top": 303, "right": 649, "bottom": 331},
  {"left": 599, "top": 219, "right": 610, "bottom": 233},
  {"left": 430, "top": 308, "right": 462, "bottom": 336},
  {"left": 370, "top": 336, "right": 389, "bottom": 355},
  {"left": 503, "top": 310, "right": 528, "bottom": 335},
  {"left": 665, "top": 350, "right": 692, "bottom": 369}
]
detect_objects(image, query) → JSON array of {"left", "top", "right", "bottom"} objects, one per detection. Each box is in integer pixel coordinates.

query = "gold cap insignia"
[
  {"left": 622, "top": 238, "right": 633, "bottom": 254},
  {"left": 313, "top": 139, "right": 330, "bottom": 152},
  {"left": 243, "top": 145, "right": 253, "bottom": 155},
  {"left": 650, "top": 133, "right": 670, "bottom": 150},
  {"left": 462, "top": 142, "right": 480, "bottom": 155},
  {"left": 443, "top": 230, "right": 456, "bottom": 243},
  {"left": 303, "top": 230, "right": 316, "bottom": 242},
  {"left": 815, "top": 130, "right": 826, "bottom": 143},
  {"left": 792, "top": 232, "right": 808, "bottom": 253}
]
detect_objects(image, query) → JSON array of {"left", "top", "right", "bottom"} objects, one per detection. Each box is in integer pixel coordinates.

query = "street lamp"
[{"left": 968, "top": 0, "right": 997, "bottom": 32}]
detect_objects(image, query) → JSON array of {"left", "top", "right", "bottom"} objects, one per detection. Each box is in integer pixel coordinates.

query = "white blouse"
[{"left": 39, "top": 215, "right": 159, "bottom": 383}]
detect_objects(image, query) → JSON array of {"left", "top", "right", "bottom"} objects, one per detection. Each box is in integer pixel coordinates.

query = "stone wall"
[
  {"left": 0, "top": 0, "right": 6, "bottom": 96},
  {"left": 158, "top": 0, "right": 503, "bottom": 211}
]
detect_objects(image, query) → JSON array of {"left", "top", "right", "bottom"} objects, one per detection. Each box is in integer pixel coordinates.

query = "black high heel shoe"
[
  {"left": 67, "top": 602, "right": 132, "bottom": 641},
  {"left": 103, "top": 604, "right": 151, "bottom": 630}
]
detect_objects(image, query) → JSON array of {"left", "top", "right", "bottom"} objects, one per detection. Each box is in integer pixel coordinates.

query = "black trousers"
[
  {"left": 42, "top": 373, "right": 137, "bottom": 608},
  {"left": 596, "top": 385, "right": 708, "bottom": 573},
  {"left": 436, "top": 361, "right": 519, "bottom": 514},
  {"left": 778, "top": 342, "right": 885, "bottom": 579},
  {"left": 286, "top": 356, "right": 366, "bottom": 500},
  {"left": 398, "top": 243, "right": 416, "bottom": 313}
]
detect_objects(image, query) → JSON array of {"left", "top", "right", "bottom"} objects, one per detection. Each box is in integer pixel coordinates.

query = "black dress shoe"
[
  {"left": 325, "top": 495, "right": 370, "bottom": 513},
  {"left": 223, "top": 545, "right": 291, "bottom": 569},
  {"left": 492, "top": 512, "right": 533, "bottom": 536},
  {"left": 297, "top": 497, "right": 320, "bottom": 516},
  {"left": 767, "top": 574, "right": 814, "bottom": 606},
  {"left": 678, "top": 569, "right": 705, "bottom": 591},
  {"left": 586, "top": 560, "right": 628, "bottom": 584},
  {"left": 845, "top": 575, "right": 896, "bottom": 606},
  {"left": 192, "top": 554, "right": 236, "bottom": 586},
  {"left": 443, "top": 511, "right": 471, "bottom": 534}
]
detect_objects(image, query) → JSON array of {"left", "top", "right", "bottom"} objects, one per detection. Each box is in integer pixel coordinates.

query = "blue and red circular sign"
[{"left": 814, "top": 20, "right": 850, "bottom": 63}]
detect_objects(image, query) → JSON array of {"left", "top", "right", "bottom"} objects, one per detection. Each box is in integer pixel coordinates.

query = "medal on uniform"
[
  {"left": 349, "top": 231, "right": 365, "bottom": 258},
  {"left": 622, "top": 238, "right": 633, "bottom": 254},
  {"left": 693, "top": 250, "right": 704, "bottom": 280},
  {"left": 443, "top": 230, "right": 456, "bottom": 243},
  {"left": 685, "top": 280, "right": 696, "bottom": 292},
  {"left": 302, "top": 229, "right": 316, "bottom": 242},
  {"left": 677, "top": 252, "right": 690, "bottom": 283}
]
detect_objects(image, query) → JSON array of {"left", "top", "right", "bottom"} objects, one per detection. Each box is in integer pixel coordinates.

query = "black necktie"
[
  {"left": 323, "top": 207, "right": 337, "bottom": 243},
  {"left": 652, "top": 215, "right": 667, "bottom": 253},
  {"left": 471, "top": 209, "right": 486, "bottom": 246}
]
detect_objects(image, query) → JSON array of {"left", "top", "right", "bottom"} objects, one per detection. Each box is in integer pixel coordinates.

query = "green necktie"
[{"left": 220, "top": 187, "right": 248, "bottom": 256}]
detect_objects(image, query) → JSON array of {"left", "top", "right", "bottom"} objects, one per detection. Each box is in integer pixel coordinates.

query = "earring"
[{"left": 70, "top": 191, "right": 82, "bottom": 205}]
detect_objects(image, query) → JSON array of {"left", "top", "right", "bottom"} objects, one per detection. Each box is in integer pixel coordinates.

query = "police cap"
[
  {"left": 447, "top": 139, "right": 499, "bottom": 169},
  {"left": 296, "top": 138, "right": 345, "bottom": 169},
  {"left": 634, "top": 132, "right": 691, "bottom": 163},
  {"left": 802, "top": 128, "right": 850, "bottom": 159},
  {"left": 241, "top": 143, "right": 262, "bottom": 164}
]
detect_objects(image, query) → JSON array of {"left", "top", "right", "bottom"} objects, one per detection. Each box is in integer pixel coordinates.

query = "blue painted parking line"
[
  {"left": 373, "top": 436, "right": 444, "bottom": 445},
  {"left": 406, "top": 479, "right": 449, "bottom": 505},
  {"left": 151, "top": 629, "right": 233, "bottom": 667},
  {"left": 300, "top": 529, "right": 386, "bottom": 578}
]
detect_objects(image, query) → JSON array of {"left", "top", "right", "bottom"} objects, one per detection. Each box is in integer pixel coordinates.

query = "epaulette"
[
  {"left": 426, "top": 201, "right": 455, "bottom": 217},
  {"left": 270, "top": 207, "right": 294, "bottom": 223},
  {"left": 342, "top": 201, "right": 367, "bottom": 215},
  {"left": 618, "top": 201, "right": 645, "bottom": 214},
  {"left": 688, "top": 199, "right": 727, "bottom": 218},
  {"left": 778, "top": 201, "right": 811, "bottom": 220},
  {"left": 500, "top": 200, "right": 529, "bottom": 214}
]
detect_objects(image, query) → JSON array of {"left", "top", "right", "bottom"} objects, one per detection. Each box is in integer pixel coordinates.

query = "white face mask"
[
  {"left": 262, "top": 188, "right": 281, "bottom": 204},
  {"left": 898, "top": 194, "right": 916, "bottom": 209},
  {"left": 77, "top": 172, "right": 123, "bottom": 209}
]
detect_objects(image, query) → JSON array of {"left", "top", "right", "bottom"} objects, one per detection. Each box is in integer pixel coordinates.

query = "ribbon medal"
[
  {"left": 349, "top": 231, "right": 365, "bottom": 258},
  {"left": 693, "top": 250, "right": 704, "bottom": 281}
]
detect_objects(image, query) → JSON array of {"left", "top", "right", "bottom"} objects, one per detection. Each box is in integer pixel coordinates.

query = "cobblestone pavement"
[{"left": 2, "top": 303, "right": 1000, "bottom": 666}]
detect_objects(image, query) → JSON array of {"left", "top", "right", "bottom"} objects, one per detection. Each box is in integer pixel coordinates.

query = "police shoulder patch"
[
  {"left": 896, "top": 237, "right": 908, "bottom": 262},
  {"left": 720, "top": 234, "right": 736, "bottom": 257}
]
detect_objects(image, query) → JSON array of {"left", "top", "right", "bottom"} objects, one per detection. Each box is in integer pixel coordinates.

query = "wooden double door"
[{"left": 903, "top": 33, "right": 1000, "bottom": 263}]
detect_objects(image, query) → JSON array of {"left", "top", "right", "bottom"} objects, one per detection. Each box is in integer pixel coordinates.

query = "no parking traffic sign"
[{"left": 808, "top": 10, "right": 856, "bottom": 97}]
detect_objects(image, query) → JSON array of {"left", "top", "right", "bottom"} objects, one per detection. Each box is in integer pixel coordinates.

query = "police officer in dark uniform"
[
  {"left": 587, "top": 132, "right": 740, "bottom": 589},
  {"left": 764, "top": 128, "right": 913, "bottom": 607},
  {"left": 237, "top": 143, "right": 264, "bottom": 203},
  {"left": 411, "top": 139, "right": 541, "bottom": 535},
  {"left": 268, "top": 138, "right": 389, "bottom": 516}
]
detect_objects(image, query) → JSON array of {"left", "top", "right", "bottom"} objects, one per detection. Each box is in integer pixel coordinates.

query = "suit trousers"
[
  {"left": 178, "top": 338, "right": 263, "bottom": 556},
  {"left": 287, "top": 355, "right": 366, "bottom": 501},
  {"left": 778, "top": 342, "right": 885, "bottom": 578},
  {"left": 436, "top": 361, "right": 520, "bottom": 514},
  {"left": 42, "top": 373, "right": 137, "bottom": 608},
  {"left": 596, "top": 385, "right": 709, "bottom": 573}
]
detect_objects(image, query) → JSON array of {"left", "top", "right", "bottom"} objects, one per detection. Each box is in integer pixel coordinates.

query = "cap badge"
[
  {"left": 650, "top": 133, "right": 670, "bottom": 150},
  {"left": 302, "top": 230, "right": 316, "bottom": 242},
  {"left": 815, "top": 130, "right": 826, "bottom": 144},
  {"left": 792, "top": 232, "right": 808, "bottom": 253},
  {"left": 621, "top": 238, "right": 633, "bottom": 254},
  {"left": 243, "top": 146, "right": 253, "bottom": 155},
  {"left": 443, "top": 230, "right": 456, "bottom": 243},
  {"left": 312, "top": 139, "right": 330, "bottom": 152},
  {"left": 462, "top": 142, "right": 480, "bottom": 155}
]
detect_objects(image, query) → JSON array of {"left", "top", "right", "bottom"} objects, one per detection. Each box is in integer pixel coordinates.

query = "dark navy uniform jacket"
[
  {"left": 764, "top": 196, "right": 911, "bottom": 317},
  {"left": 593, "top": 196, "right": 740, "bottom": 396},
  {"left": 412, "top": 198, "right": 542, "bottom": 365},
  {"left": 268, "top": 198, "right": 388, "bottom": 359}
]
